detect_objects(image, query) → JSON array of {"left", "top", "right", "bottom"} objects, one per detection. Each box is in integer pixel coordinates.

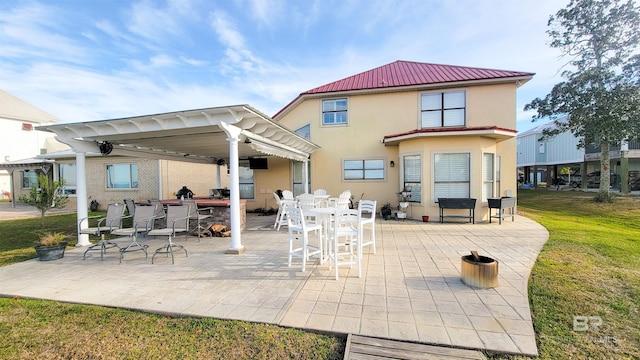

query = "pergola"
[
  {"left": 0, "top": 158, "right": 55, "bottom": 207},
  {"left": 37, "top": 104, "right": 320, "bottom": 254}
]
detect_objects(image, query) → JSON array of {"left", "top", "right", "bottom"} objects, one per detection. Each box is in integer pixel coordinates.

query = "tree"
[
  {"left": 525, "top": 0, "right": 640, "bottom": 196},
  {"left": 19, "top": 174, "right": 68, "bottom": 227}
]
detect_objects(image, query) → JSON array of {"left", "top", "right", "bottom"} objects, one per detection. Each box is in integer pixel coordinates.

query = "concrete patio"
[{"left": 0, "top": 212, "right": 548, "bottom": 356}]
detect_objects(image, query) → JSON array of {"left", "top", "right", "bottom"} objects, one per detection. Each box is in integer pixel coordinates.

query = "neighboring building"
[
  {"left": 0, "top": 90, "right": 230, "bottom": 209},
  {"left": 0, "top": 89, "right": 68, "bottom": 200},
  {"left": 31, "top": 150, "right": 229, "bottom": 210},
  {"left": 265, "top": 60, "right": 534, "bottom": 220},
  {"left": 517, "top": 118, "right": 640, "bottom": 192}
]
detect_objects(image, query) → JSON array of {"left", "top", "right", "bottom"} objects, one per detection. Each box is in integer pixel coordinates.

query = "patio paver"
[{"left": 0, "top": 212, "right": 548, "bottom": 356}]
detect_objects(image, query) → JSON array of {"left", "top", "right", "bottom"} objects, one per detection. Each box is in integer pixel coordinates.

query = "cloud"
[
  {"left": 124, "top": 0, "right": 192, "bottom": 44},
  {"left": 0, "top": 2, "right": 91, "bottom": 65}
]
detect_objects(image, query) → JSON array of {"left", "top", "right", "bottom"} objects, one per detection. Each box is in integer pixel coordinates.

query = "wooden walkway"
[{"left": 344, "top": 334, "right": 486, "bottom": 360}]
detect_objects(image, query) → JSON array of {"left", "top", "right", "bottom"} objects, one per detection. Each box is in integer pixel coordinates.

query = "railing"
[{"left": 586, "top": 140, "right": 640, "bottom": 154}]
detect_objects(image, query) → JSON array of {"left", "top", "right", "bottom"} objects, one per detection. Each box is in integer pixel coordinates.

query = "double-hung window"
[
  {"left": 343, "top": 159, "right": 384, "bottom": 180},
  {"left": 106, "top": 163, "right": 138, "bottom": 189},
  {"left": 59, "top": 163, "right": 77, "bottom": 195},
  {"left": 483, "top": 153, "right": 495, "bottom": 202},
  {"left": 434, "top": 153, "right": 470, "bottom": 199},
  {"left": 403, "top": 155, "right": 421, "bottom": 202},
  {"left": 421, "top": 91, "right": 465, "bottom": 127},
  {"left": 322, "top": 98, "right": 348, "bottom": 125}
]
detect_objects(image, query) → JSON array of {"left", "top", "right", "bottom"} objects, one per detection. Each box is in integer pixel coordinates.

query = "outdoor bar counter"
[{"left": 161, "top": 197, "right": 246, "bottom": 230}]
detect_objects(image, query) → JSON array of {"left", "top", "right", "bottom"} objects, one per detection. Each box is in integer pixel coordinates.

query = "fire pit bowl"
[{"left": 461, "top": 253, "right": 498, "bottom": 288}]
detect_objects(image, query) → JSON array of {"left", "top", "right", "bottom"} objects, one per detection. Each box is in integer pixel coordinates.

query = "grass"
[
  {"left": 0, "top": 211, "right": 345, "bottom": 359},
  {"left": 501, "top": 190, "right": 640, "bottom": 360},
  {"left": 1, "top": 191, "right": 639, "bottom": 359}
]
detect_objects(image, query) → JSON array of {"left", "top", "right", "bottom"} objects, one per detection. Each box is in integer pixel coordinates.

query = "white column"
[
  {"left": 220, "top": 123, "right": 245, "bottom": 254},
  {"left": 75, "top": 152, "right": 90, "bottom": 246}
]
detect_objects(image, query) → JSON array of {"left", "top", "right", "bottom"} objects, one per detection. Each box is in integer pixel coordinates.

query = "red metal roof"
[
  {"left": 274, "top": 60, "right": 534, "bottom": 118},
  {"left": 302, "top": 60, "right": 534, "bottom": 95}
]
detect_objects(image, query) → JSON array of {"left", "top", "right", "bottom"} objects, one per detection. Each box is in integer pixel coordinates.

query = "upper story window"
[
  {"left": 296, "top": 124, "right": 311, "bottom": 139},
  {"left": 322, "top": 98, "right": 348, "bottom": 125},
  {"left": 421, "top": 91, "right": 465, "bottom": 128},
  {"left": 106, "top": 163, "right": 138, "bottom": 189}
]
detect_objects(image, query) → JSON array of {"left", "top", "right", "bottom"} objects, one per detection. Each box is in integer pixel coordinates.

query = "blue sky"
[{"left": 1, "top": 0, "right": 567, "bottom": 132}]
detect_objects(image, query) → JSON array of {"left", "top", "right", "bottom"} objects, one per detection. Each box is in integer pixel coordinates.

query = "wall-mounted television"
[{"left": 249, "top": 158, "right": 268, "bottom": 169}]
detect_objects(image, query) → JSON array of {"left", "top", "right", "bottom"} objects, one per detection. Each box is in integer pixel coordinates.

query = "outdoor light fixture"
[
  {"left": 216, "top": 158, "right": 226, "bottom": 166},
  {"left": 98, "top": 141, "right": 113, "bottom": 156},
  {"left": 390, "top": 160, "right": 395, "bottom": 167}
]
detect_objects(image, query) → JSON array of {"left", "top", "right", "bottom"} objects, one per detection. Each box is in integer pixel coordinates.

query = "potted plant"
[
  {"left": 380, "top": 202, "right": 393, "bottom": 220},
  {"left": 34, "top": 232, "right": 68, "bottom": 261}
]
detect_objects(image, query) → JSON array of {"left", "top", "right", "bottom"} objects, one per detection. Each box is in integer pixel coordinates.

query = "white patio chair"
[
  {"left": 286, "top": 206, "right": 322, "bottom": 272},
  {"left": 150, "top": 204, "right": 191, "bottom": 264},
  {"left": 79, "top": 203, "right": 126, "bottom": 260},
  {"left": 328, "top": 208, "right": 361, "bottom": 280},
  {"left": 313, "top": 189, "right": 328, "bottom": 196},
  {"left": 113, "top": 204, "right": 159, "bottom": 263},
  {"left": 297, "top": 193, "right": 317, "bottom": 212},
  {"left": 328, "top": 191, "right": 351, "bottom": 209},
  {"left": 282, "top": 190, "right": 295, "bottom": 201},
  {"left": 273, "top": 192, "right": 296, "bottom": 231},
  {"left": 358, "top": 199, "right": 377, "bottom": 257}
]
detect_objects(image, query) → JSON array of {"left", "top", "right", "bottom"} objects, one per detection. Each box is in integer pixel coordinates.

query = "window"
[
  {"left": 296, "top": 124, "right": 310, "bottom": 139},
  {"left": 59, "top": 163, "right": 77, "bottom": 195},
  {"left": 403, "top": 155, "right": 421, "bottom": 202},
  {"left": 292, "top": 161, "right": 310, "bottom": 196},
  {"left": 343, "top": 159, "right": 384, "bottom": 180},
  {"left": 434, "top": 153, "right": 470, "bottom": 199},
  {"left": 421, "top": 91, "right": 465, "bottom": 127},
  {"left": 238, "top": 161, "right": 254, "bottom": 199},
  {"left": 539, "top": 142, "right": 545, "bottom": 153},
  {"left": 22, "top": 171, "right": 38, "bottom": 189},
  {"left": 483, "top": 153, "right": 495, "bottom": 202},
  {"left": 106, "top": 163, "right": 138, "bottom": 189},
  {"left": 322, "top": 98, "right": 348, "bottom": 125}
]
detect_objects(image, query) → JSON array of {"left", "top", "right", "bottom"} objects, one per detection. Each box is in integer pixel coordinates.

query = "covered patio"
[
  {"left": 0, "top": 213, "right": 548, "bottom": 356},
  {"left": 37, "top": 104, "right": 320, "bottom": 253}
]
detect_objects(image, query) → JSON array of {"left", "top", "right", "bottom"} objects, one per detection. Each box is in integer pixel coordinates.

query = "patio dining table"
[{"left": 307, "top": 206, "right": 340, "bottom": 264}]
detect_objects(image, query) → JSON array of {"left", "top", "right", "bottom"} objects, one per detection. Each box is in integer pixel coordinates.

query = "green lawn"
[
  {"left": 0, "top": 191, "right": 638, "bottom": 359},
  {"left": 510, "top": 190, "right": 640, "bottom": 360}
]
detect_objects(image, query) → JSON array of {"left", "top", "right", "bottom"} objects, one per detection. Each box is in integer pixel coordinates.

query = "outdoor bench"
[
  {"left": 487, "top": 196, "right": 516, "bottom": 224},
  {"left": 437, "top": 198, "right": 476, "bottom": 224}
]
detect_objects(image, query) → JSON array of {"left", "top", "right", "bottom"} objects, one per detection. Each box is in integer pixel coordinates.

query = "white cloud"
[{"left": 125, "top": 0, "right": 190, "bottom": 44}]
